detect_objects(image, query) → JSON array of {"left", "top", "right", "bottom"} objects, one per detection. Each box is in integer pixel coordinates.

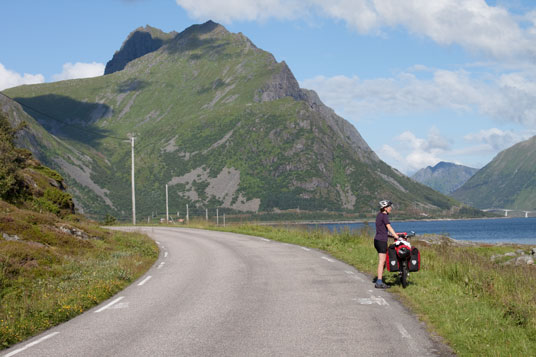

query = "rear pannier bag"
[
  {"left": 408, "top": 247, "right": 420, "bottom": 272},
  {"left": 386, "top": 244, "right": 399, "bottom": 272}
]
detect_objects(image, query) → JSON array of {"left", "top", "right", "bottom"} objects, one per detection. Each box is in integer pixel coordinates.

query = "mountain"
[
  {"left": 412, "top": 161, "right": 478, "bottom": 195},
  {"left": 452, "top": 136, "right": 536, "bottom": 209},
  {"left": 2, "top": 21, "right": 461, "bottom": 220}
]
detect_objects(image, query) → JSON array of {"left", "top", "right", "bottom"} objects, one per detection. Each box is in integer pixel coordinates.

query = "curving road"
[{"left": 3, "top": 227, "right": 450, "bottom": 356}]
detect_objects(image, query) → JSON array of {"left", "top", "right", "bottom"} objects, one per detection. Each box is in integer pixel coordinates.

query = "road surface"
[{"left": 2, "top": 227, "right": 451, "bottom": 356}]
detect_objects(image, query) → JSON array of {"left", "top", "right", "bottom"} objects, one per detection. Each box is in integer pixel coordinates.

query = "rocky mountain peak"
[
  {"left": 104, "top": 25, "right": 176, "bottom": 75},
  {"left": 104, "top": 21, "right": 230, "bottom": 75},
  {"left": 179, "top": 20, "right": 228, "bottom": 38}
]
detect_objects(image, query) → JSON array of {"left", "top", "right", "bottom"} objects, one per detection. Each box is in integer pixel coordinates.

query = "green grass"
[
  {"left": 0, "top": 201, "right": 158, "bottom": 350},
  {"left": 184, "top": 221, "right": 536, "bottom": 356}
]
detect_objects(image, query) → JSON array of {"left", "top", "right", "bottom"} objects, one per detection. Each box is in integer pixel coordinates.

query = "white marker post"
[
  {"left": 165, "top": 184, "right": 169, "bottom": 223},
  {"left": 131, "top": 136, "right": 136, "bottom": 225}
]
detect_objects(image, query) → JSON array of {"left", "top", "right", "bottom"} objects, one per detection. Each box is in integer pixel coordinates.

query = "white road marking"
[
  {"left": 301, "top": 247, "right": 311, "bottom": 251},
  {"left": 137, "top": 276, "right": 152, "bottom": 286},
  {"left": 164, "top": 252, "right": 168, "bottom": 258},
  {"left": 321, "top": 256, "right": 336, "bottom": 263},
  {"left": 94, "top": 296, "right": 125, "bottom": 313},
  {"left": 353, "top": 295, "right": 389, "bottom": 306},
  {"left": 396, "top": 323, "right": 411, "bottom": 338},
  {"left": 259, "top": 238, "right": 270, "bottom": 242},
  {"left": 111, "top": 302, "right": 129, "bottom": 309},
  {"left": 396, "top": 323, "right": 419, "bottom": 352},
  {"left": 345, "top": 271, "right": 355, "bottom": 275},
  {"left": 157, "top": 262, "right": 165, "bottom": 269},
  {"left": 156, "top": 241, "right": 161, "bottom": 245},
  {"left": 4, "top": 332, "right": 59, "bottom": 357},
  {"left": 349, "top": 275, "right": 365, "bottom": 282}
]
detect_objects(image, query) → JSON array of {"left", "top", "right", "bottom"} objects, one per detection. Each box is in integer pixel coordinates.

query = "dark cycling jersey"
[{"left": 374, "top": 212, "right": 390, "bottom": 242}]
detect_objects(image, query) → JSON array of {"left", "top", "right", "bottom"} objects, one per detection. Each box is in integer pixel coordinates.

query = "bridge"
[{"left": 482, "top": 208, "right": 536, "bottom": 218}]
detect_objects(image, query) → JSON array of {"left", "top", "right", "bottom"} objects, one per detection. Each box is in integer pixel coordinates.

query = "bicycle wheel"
[{"left": 401, "top": 262, "right": 409, "bottom": 288}]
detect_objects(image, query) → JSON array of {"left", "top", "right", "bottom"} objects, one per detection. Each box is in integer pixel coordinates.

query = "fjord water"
[{"left": 315, "top": 217, "right": 536, "bottom": 245}]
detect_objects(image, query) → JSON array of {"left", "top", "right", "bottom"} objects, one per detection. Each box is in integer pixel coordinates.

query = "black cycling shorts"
[{"left": 374, "top": 239, "right": 387, "bottom": 254}]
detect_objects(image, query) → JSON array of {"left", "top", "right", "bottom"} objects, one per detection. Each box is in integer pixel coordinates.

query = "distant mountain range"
[
  {"left": 452, "top": 136, "right": 536, "bottom": 210},
  {"left": 2, "top": 21, "right": 461, "bottom": 220},
  {"left": 412, "top": 161, "right": 478, "bottom": 195}
]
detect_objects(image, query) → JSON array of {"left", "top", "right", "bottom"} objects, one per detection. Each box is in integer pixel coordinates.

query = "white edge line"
[
  {"left": 260, "top": 238, "right": 270, "bottom": 242},
  {"left": 137, "top": 276, "right": 152, "bottom": 286},
  {"left": 301, "top": 247, "right": 311, "bottom": 251},
  {"left": 164, "top": 252, "right": 168, "bottom": 258},
  {"left": 321, "top": 256, "right": 335, "bottom": 263},
  {"left": 345, "top": 270, "right": 355, "bottom": 275},
  {"left": 94, "top": 296, "right": 124, "bottom": 313},
  {"left": 4, "top": 332, "right": 60, "bottom": 357}
]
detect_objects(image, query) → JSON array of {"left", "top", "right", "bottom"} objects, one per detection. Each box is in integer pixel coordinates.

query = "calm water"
[{"left": 313, "top": 217, "right": 536, "bottom": 245}]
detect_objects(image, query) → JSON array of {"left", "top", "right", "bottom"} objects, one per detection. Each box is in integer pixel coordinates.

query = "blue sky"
[{"left": 2, "top": 0, "right": 536, "bottom": 174}]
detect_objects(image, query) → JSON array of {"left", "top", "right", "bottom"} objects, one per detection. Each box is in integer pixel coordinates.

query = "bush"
[
  {"left": 0, "top": 112, "right": 29, "bottom": 202},
  {"left": 103, "top": 214, "right": 117, "bottom": 226},
  {"left": 43, "top": 188, "right": 74, "bottom": 211}
]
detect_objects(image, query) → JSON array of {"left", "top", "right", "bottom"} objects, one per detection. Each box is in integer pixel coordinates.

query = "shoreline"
[
  {"left": 266, "top": 217, "right": 536, "bottom": 246},
  {"left": 265, "top": 215, "right": 522, "bottom": 226}
]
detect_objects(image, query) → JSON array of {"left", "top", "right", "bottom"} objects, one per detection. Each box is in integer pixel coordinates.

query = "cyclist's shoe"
[
  {"left": 372, "top": 276, "right": 378, "bottom": 283},
  {"left": 375, "top": 281, "right": 390, "bottom": 289}
]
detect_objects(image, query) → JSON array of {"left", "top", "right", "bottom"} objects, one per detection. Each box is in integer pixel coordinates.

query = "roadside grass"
[
  {"left": 186, "top": 221, "right": 535, "bottom": 356},
  {"left": 0, "top": 202, "right": 159, "bottom": 350}
]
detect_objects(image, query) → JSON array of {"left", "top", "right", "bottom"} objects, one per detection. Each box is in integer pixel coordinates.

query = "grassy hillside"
[
  {"left": 452, "top": 136, "right": 536, "bottom": 210},
  {"left": 3, "top": 21, "right": 463, "bottom": 221},
  {"left": 0, "top": 112, "right": 158, "bottom": 350}
]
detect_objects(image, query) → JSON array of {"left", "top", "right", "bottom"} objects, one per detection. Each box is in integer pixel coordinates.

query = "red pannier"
[{"left": 386, "top": 244, "right": 399, "bottom": 272}]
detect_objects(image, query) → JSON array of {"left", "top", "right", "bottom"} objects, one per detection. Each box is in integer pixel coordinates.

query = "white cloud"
[
  {"left": 176, "top": 0, "right": 536, "bottom": 61},
  {"left": 51, "top": 62, "right": 105, "bottom": 82},
  {"left": 0, "top": 63, "right": 44, "bottom": 90},
  {"left": 301, "top": 68, "right": 536, "bottom": 129},
  {"left": 463, "top": 128, "right": 531, "bottom": 152},
  {"left": 379, "top": 128, "right": 449, "bottom": 173},
  {"left": 176, "top": 0, "right": 306, "bottom": 23}
]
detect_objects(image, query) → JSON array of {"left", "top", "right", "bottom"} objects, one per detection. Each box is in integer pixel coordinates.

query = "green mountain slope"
[
  {"left": 412, "top": 161, "right": 478, "bottom": 195},
  {"left": 3, "top": 21, "right": 460, "bottom": 220},
  {"left": 452, "top": 136, "right": 536, "bottom": 209}
]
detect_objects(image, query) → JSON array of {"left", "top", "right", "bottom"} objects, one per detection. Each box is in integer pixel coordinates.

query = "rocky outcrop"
[
  {"left": 254, "top": 61, "right": 307, "bottom": 103},
  {"left": 491, "top": 248, "right": 535, "bottom": 266}
]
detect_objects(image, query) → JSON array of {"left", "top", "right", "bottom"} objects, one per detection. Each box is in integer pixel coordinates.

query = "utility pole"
[
  {"left": 206, "top": 208, "right": 208, "bottom": 222},
  {"left": 131, "top": 136, "right": 136, "bottom": 225},
  {"left": 186, "top": 204, "right": 189, "bottom": 224},
  {"left": 217, "top": 208, "right": 219, "bottom": 225},
  {"left": 165, "top": 184, "right": 169, "bottom": 223}
]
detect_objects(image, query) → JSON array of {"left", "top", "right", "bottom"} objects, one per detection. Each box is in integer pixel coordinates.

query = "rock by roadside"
[
  {"left": 415, "top": 234, "right": 480, "bottom": 246},
  {"left": 415, "top": 234, "right": 535, "bottom": 266},
  {"left": 491, "top": 249, "right": 535, "bottom": 266}
]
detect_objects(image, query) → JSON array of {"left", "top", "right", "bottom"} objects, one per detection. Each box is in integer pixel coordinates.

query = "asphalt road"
[{"left": 3, "top": 227, "right": 451, "bottom": 356}]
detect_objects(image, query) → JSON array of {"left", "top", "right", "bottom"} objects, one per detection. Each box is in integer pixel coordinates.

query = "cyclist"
[{"left": 374, "top": 200, "right": 399, "bottom": 289}]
